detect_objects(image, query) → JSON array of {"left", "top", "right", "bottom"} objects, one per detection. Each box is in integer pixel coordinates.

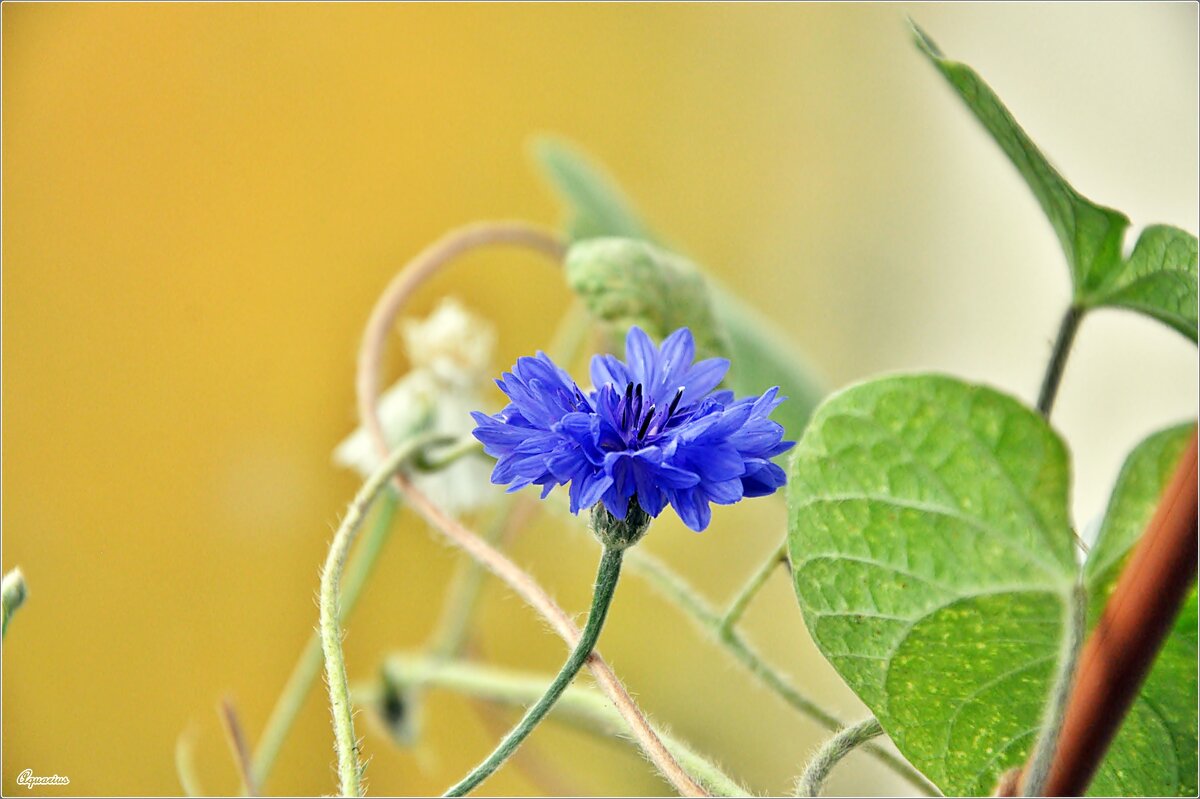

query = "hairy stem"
[
  {"left": 795, "top": 717, "right": 884, "bottom": 797},
  {"left": 415, "top": 437, "right": 484, "bottom": 472},
  {"left": 1036, "top": 305, "right": 1084, "bottom": 418},
  {"left": 719, "top": 540, "right": 787, "bottom": 635},
  {"left": 425, "top": 301, "right": 592, "bottom": 661},
  {"left": 360, "top": 655, "right": 750, "bottom": 797},
  {"left": 443, "top": 547, "right": 625, "bottom": 796},
  {"left": 251, "top": 493, "right": 399, "bottom": 788},
  {"left": 1021, "top": 581, "right": 1087, "bottom": 796},
  {"left": 356, "top": 221, "right": 706, "bottom": 797},
  {"left": 356, "top": 221, "right": 565, "bottom": 449},
  {"left": 2, "top": 567, "right": 27, "bottom": 639},
  {"left": 321, "top": 435, "right": 441, "bottom": 797},
  {"left": 627, "top": 548, "right": 940, "bottom": 796}
]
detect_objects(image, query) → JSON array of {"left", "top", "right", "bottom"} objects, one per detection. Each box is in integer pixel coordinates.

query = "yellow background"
[{"left": 3, "top": 3, "right": 1196, "bottom": 796}]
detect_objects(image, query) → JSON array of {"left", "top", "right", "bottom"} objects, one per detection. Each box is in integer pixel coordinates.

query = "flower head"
[{"left": 471, "top": 326, "right": 794, "bottom": 532}]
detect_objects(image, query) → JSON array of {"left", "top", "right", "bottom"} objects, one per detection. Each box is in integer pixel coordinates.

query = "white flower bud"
[{"left": 334, "top": 298, "right": 497, "bottom": 516}]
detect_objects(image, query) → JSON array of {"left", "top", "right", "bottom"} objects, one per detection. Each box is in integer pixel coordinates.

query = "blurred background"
[{"left": 2, "top": 3, "right": 1196, "bottom": 796}]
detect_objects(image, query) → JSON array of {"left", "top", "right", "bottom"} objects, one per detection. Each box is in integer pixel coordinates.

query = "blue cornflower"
[{"left": 471, "top": 326, "right": 794, "bottom": 533}]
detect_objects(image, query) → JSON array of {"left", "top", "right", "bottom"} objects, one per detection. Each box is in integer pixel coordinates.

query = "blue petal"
[
  {"left": 654, "top": 328, "right": 696, "bottom": 399},
  {"left": 624, "top": 326, "right": 658, "bottom": 387},
  {"left": 679, "top": 358, "right": 730, "bottom": 404},
  {"left": 669, "top": 488, "right": 713, "bottom": 532},
  {"left": 705, "top": 477, "right": 744, "bottom": 505},
  {"left": 590, "top": 353, "right": 629, "bottom": 392},
  {"left": 740, "top": 459, "right": 788, "bottom": 497},
  {"left": 569, "top": 466, "right": 612, "bottom": 514}
]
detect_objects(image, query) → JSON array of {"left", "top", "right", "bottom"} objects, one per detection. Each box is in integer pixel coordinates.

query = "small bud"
[
  {"left": 2, "top": 567, "right": 28, "bottom": 639},
  {"left": 371, "top": 670, "right": 422, "bottom": 748},
  {"left": 589, "top": 500, "right": 652, "bottom": 551},
  {"left": 565, "top": 238, "right": 730, "bottom": 363}
]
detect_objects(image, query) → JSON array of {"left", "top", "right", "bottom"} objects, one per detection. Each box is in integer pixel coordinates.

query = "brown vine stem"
[
  {"left": 1004, "top": 431, "right": 1198, "bottom": 797},
  {"left": 219, "top": 698, "right": 259, "bottom": 797},
  {"left": 355, "top": 221, "right": 708, "bottom": 798}
]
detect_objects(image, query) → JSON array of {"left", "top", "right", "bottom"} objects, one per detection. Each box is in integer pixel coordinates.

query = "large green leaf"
[
  {"left": 912, "top": 23, "right": 1198, "bottom": 342},
  {"left": 1083, "top": 423, "right": 1198, "bottom": 796},
  {"left": 533, "top": 136, "right": 824, "bottom": 435},
  {"left": 787, "top": 375, "right": 1197, "bottom": 795}
]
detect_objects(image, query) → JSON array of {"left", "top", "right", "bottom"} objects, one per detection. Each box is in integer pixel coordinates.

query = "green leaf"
[
  {"left": 532, "top": 135, "right": 824, "bottom": 435},
  {"left": 911, "top": 23, "right": 1128, "bottom": 296},
  {"left": 787, "top": 374, "right": 1076, "bottom": 795},
  {"left": 1083, "top": 422, "right": 1197, "bottom": 796},
  {"left": 787, "top": 375, "right": 1196, "bottom": 795},
  {"left": 710, "top": 285, "right": 824, "bottom": 439},
  {"left": 564, "top": 237, "right": 731, "bottom": 363},
  {"left": 911, "top": 22, "right": 1198, "bottom": 342},
  {"left": 533, "top": 137, "right": 656, "bottom": 244},
  {"left": 1087, "top": 226, "right": 1199, "bottom": 342}
]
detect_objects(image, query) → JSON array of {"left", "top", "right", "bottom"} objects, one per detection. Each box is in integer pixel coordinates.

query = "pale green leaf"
[
  {"left": 533, "top": 137, "right": 655, "bottom": 244},
  {"left": 710, "top": 285, "right": 823, "bottom": 437},
  {"left": 533, "top": 135, "right": 824, "bottom": 435},
  {"left": 788, "top": 375, "right": 1196, "bottom": 795}
]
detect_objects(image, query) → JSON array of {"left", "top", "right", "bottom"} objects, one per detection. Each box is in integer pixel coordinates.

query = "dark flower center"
[{"left": 619, "top": 382, "right": 685, "bottom": 444}]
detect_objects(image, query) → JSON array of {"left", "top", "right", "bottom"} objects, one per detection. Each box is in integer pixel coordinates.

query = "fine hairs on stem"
[
  {"left": 443, "top": 546, "right": 625, "bottom": 796},
  {"left": 360, "top": 655, "right": 750, "bottom": 796},
  {"left": 253, "top": 494, "right": 399, "bottom": 788},
  {"left": 252, "top": 299, "right": 589, "bottom": 792},
  {"left": 719, "top": 539, "right": 787, "bottom": 635},
  {"left": 794, "top": 718, "right": 884, "bottom": 797},
  {"left": 355, "top": 221, "right": 707, "bottom": 797},
  {"left": 1021, "top": 581, "right": 1087, "bottom": 796},
  {"left": 624, "top": 547, "right": 941, "bottom": 797},
  {"left": 320, "top": 434, "right": 445, "bottom": 797}
]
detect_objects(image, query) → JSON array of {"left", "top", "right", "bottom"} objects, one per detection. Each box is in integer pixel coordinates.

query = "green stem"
[
  {"left": 626, "top": 548, "right": 940, "bottom": 797},
  {"left": 795, "top": 717, "right": 884, "bottom": 797},
  {"left": 321, "top": 435, "right": 441, "bottom": 797},
  {"left": 415, "top": 437, "right": 484, "bottom": 472},
  {"left": 443, "top": 546, "right": 625, "bottom": 797},
  {"left": 251, "top": 493, "right": 399, "bottom": 788},
  {"left": 362, "top": 654, "right": 750, "bottom": 797},
  {"left": 1021, "top": 581, "right": 1087, "bottom": 796},
  {"left": 1037, "top": 305, "right": 1084, "bottom": 418},
  {"left": 2, "top": 567, "right": 28, "bottom": 639},
  {"left": 719, "top": 540, "right": 787, "bottom": 636},
  {"left": 176, "top": 730, "right": 207, "bottom": 797}
]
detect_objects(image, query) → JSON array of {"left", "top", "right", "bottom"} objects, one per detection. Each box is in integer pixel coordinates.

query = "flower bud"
[{"left": 589, "top": 499, "right": 651, "bottom": 551}]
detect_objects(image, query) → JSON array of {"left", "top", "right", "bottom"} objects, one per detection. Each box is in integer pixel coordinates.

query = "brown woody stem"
[{"left": 1033, "top": 431, "right": 1197, "bottom": 796}]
